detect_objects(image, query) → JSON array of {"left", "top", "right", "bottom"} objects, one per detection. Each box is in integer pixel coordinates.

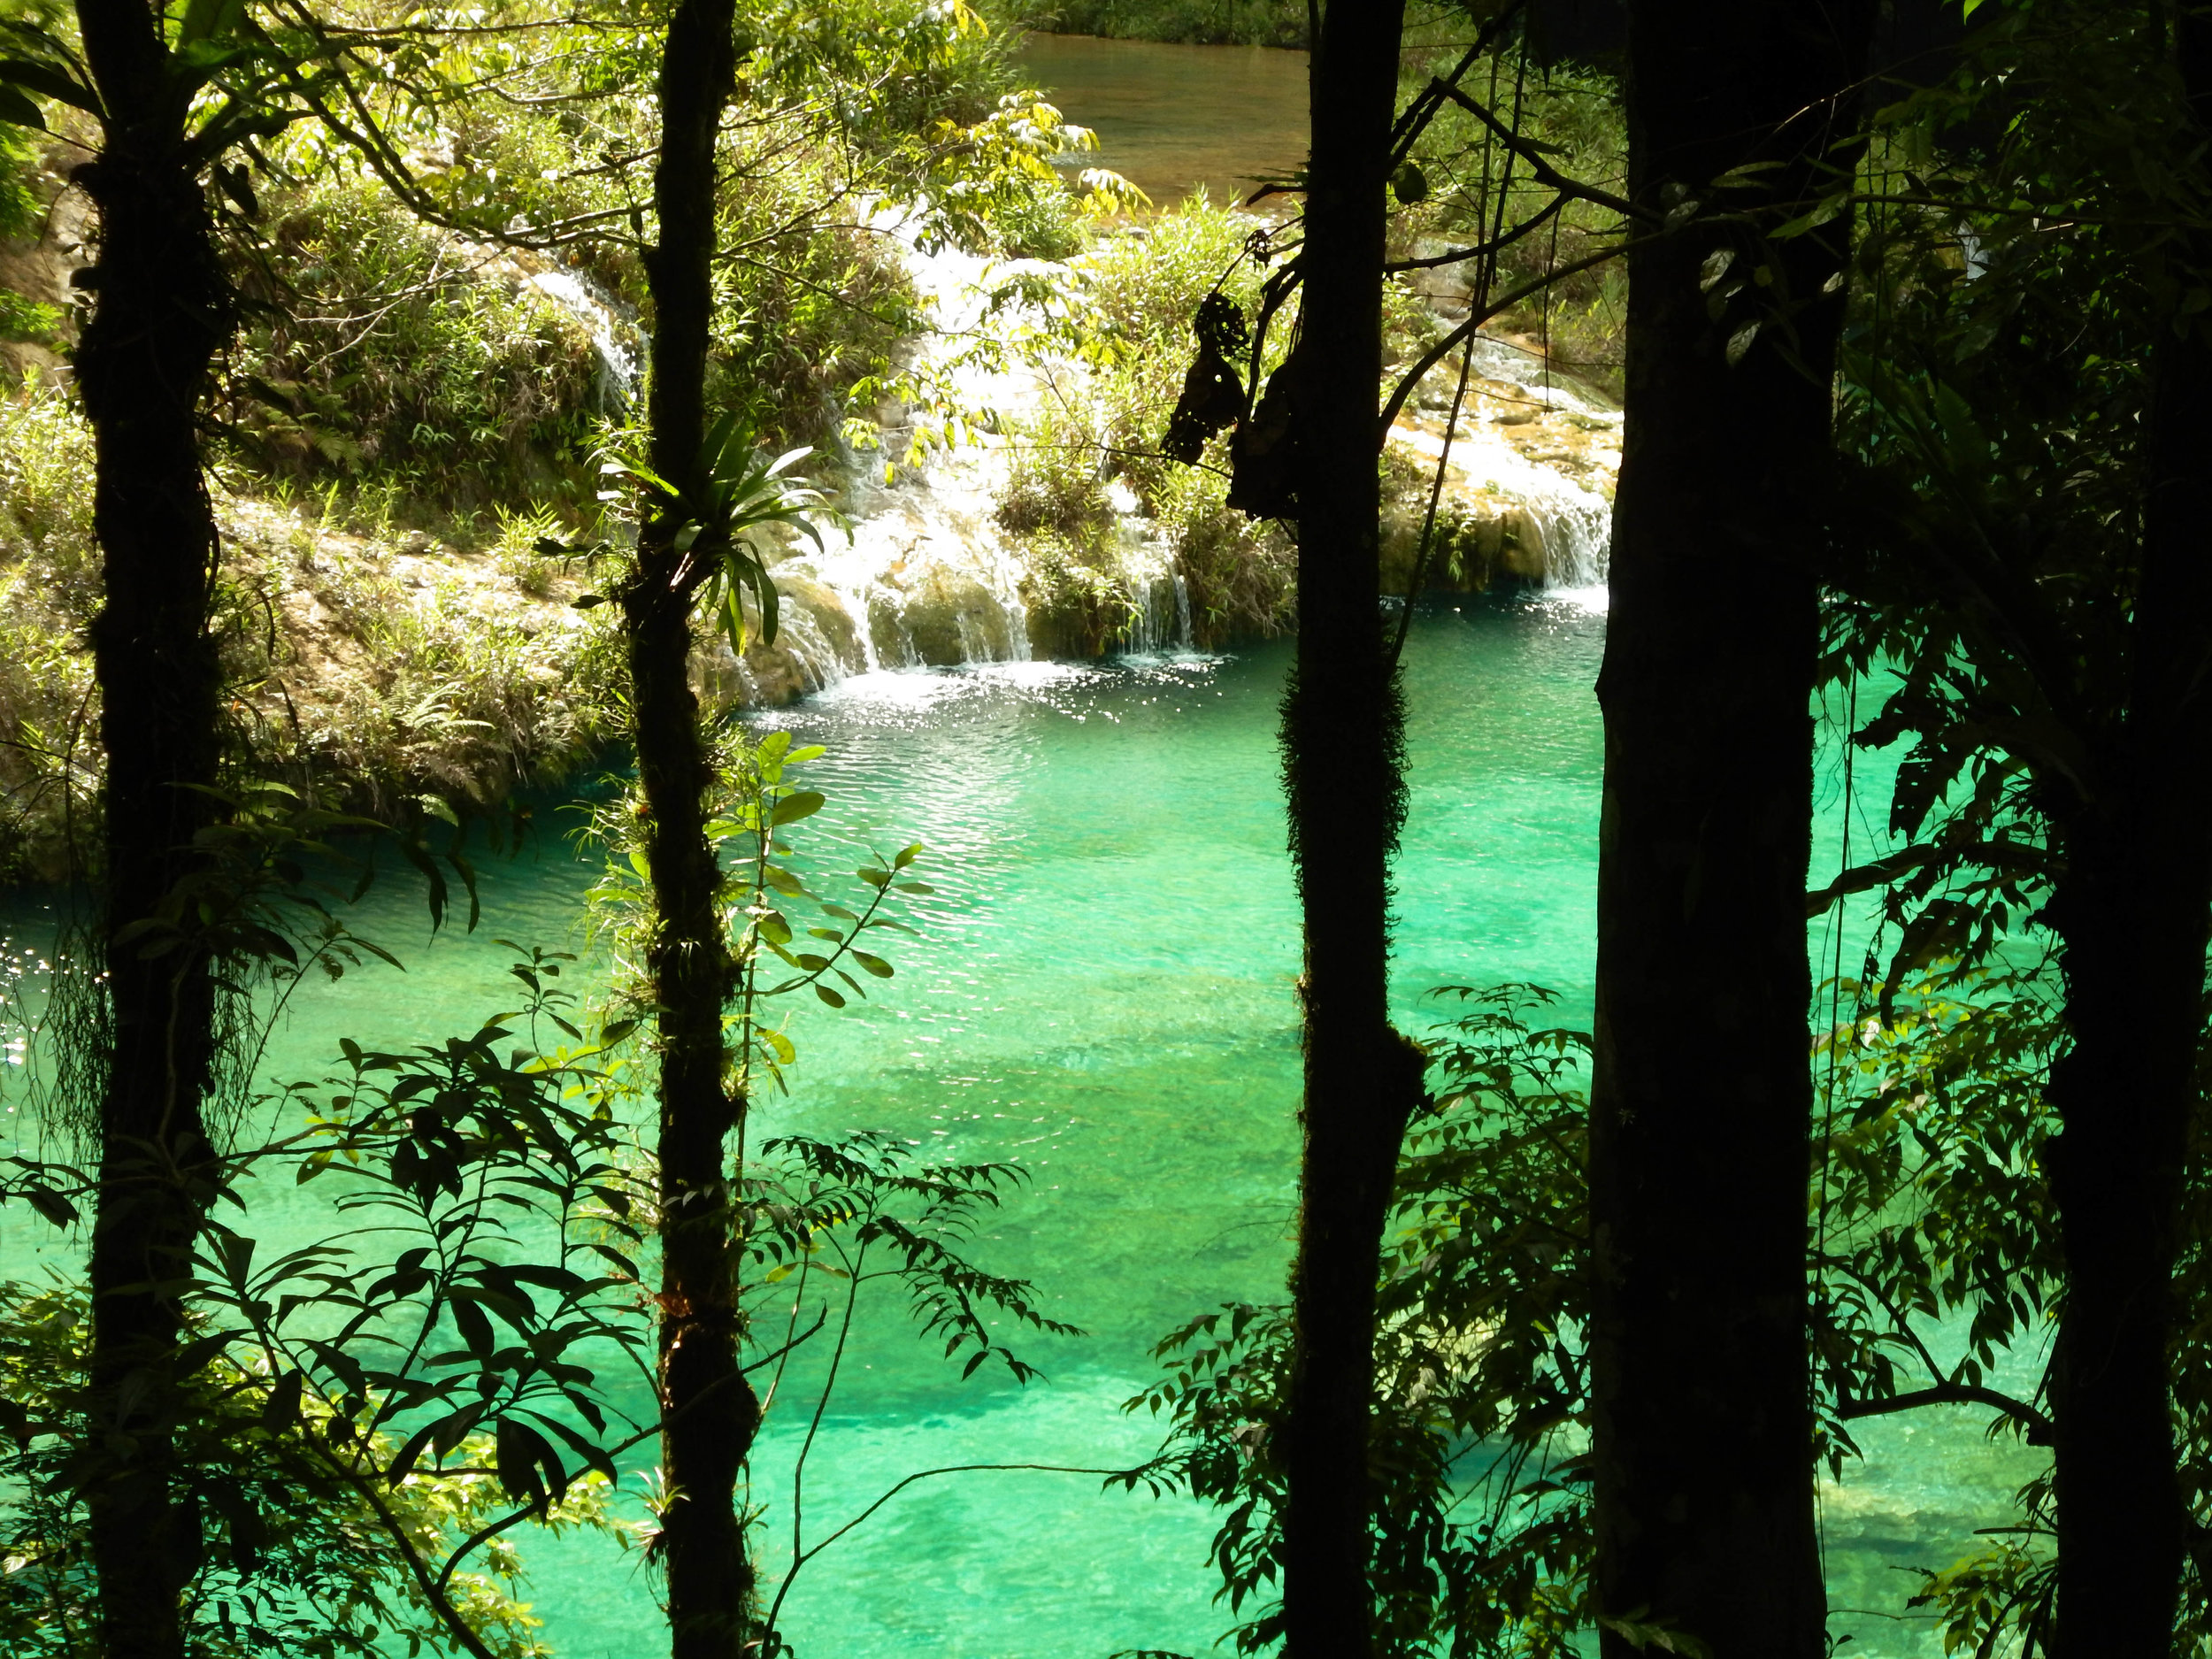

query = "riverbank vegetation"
[
  {"left": 4, "top": 0, "right": 2208, "bottom": 1657},
  {"left": 998, "top": 0, "right": 1311, "bottom": 48}
]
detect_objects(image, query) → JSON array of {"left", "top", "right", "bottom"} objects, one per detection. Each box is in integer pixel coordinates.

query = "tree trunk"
[
  {"left": 626, "top": 4, "right": 754, "bottom": 1656},
  {"left": 1276, "top": 4, "right": 1417, "bottom": 1655},
  {"left": 1588, "top": 5, "right": 1870, "bottom": 1656},
  {"left": 2041, "top": 13, "right": 2212, "bottom": 1651},
  {"left": 72, "top": 4, "right": 233, "bottom": 1655}
]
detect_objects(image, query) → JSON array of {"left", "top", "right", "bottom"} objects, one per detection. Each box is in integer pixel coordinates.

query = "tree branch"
[
  {"left": 1435, "top": 82, "right": 1644, "bottom": 222},
  {"left": 1376, "top": 234, "right": 1657, "bottom": 435},
  {"left": 1839, "top": 1382, "right": 2054, "bottom": 1444}
]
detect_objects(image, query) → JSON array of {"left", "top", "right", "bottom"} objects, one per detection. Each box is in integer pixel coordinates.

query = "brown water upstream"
[{"left": 1015, "top": 31, "right": 1309, "bottom": 209}]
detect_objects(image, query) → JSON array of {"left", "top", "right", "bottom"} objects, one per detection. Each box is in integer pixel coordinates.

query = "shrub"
[
  {"left": 995, "top": 197, "right": 1301, "bottom": 647},
  {"left": 231, "top": 177, "right": 606, "bottom": 512},
  {"left": 0, "top": 378, "right": 98, "bottom": 878}
]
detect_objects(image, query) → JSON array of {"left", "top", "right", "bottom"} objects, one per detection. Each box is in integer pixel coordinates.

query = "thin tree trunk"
[
  {"left": 625, "top": 4, "right": 753, "bottom": 1655},
  {"left": 2041, "top": 12, "right": 2212, "bottom": 1649},
  {"left": 1276, "top": 4, "right": 1417, "bottom": 1655},
  {"left": 1589, "top": 5, "right": 1870, "bottom": 1656},
  {"left": 72, "top": 3, "right": 233, "bottom": 1655}
]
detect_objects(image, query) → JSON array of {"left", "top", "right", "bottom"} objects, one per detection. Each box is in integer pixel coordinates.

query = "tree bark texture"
[
  {"left": 626, "top": 7, "right": 754, "bottom": 1657},
  {"left": 1589, "top": 4, "right": 1870, "bottom": 1656},
  {"left": 2040, "top": 12, "right": 2212, "bottom": 1651},
  {"left": 1276, "top": 5, "right": 1417, "bottom": 1656},
  {"left": 73, "top": 3, "right": 233, "bottom": 1655}
]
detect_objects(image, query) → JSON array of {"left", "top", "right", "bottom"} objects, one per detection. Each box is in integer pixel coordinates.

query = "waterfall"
[
  {"left": 526, "top": 267, "right": 645, "bottom": 411},
  {"left": 1389, "top": 331, "right": 1620, "bottom": 598},
  {"left": 750, "top": 219, "right": 1618, "bottom": 705},
  {"left": 767, "top": 204, "right": 1056, "bottom": 675},
  {"left": 1108, "top": 523, "right": 1196, "bottom": 657},
  {"left": 449, "top": 235, "right": 648, "bottom": 412}
]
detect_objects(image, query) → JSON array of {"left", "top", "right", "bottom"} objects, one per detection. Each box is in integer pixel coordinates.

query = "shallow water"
[
  {"left": 1015, "top": 32, "right": 1310, "bottom": 210},
  {"left": 1, "top": 600, "right": 2042, "bottom": 1656}
]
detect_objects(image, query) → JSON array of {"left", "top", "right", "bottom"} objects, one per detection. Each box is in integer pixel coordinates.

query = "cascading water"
[
  {"left": 765, "top": 206, "right": 1058, "bottom": 677},
  {"left": 526, "top": 266, "right": 645, "bottom": 411},
  {"left": 451, "top": 235, "right": 649, "bottom": 413},
  {"left": 1389, "top": 330, "right": 1620, "bottom": 602},
  {"left": 1106, "top": 518, "right": 1197, "bottom": 657},
  {"left": 741, "top": 213, "right": 1617, "bottom": 701}
]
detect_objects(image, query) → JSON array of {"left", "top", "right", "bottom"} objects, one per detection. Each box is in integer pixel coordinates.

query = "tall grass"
[{"left": 0, "top": 378, "right": 626, "bottom": 878}]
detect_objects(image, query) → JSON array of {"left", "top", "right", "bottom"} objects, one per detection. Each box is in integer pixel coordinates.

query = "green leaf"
[
  {"left": 23, "top": 1186, "right": 75, "bottom": 1227},
  {"left": 495, "top": 1416, "right": 563, "bottom": 1507},
  {"left": 260, "top": 1370, "right": 305, "bottom": 1432},
  {"left": 0, "top": 83, "right": 45, "bottom": 131},
  {"left": 814, "top": 984, "right": 847, "bottom": 1009},
  {"left": 0, "top": 59, "right": 99, "bottom": 116},
  {"left": 450, "top": 1296, "right": 494, "bottom": 1358},
  {"left": 772, "top": 790, "right": 825, "bottom": 826},
  {"left": 851, "top": 951, "right": 894, "bottom": 979}
]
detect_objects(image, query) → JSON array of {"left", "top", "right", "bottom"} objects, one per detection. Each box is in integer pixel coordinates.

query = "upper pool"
[{"left": 1015, "top": 32, "right": 1310, "bottom": 209}]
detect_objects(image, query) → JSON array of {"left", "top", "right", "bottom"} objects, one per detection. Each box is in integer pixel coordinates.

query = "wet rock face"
[
  {"left": 771, "top": 572, "right": 866, "bottom": 674},
  {"left": 692, "top": 575, "right": 870, "bottom": 710},
  {"left": 895, "top": 564, "right": 1019, "bottom": 664},
  {"left": 1380, "top": 346, "right": 1621, "bottom": 594}
]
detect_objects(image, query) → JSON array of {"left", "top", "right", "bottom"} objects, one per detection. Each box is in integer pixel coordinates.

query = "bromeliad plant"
[{"left": 575, "top": 414, "right": 840, "bottom": 661}]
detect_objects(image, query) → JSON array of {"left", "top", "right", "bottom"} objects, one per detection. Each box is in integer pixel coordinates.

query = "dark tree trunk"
[
  {"left": 1276, "top": 4, "right": 1417, "bottom": 1655},
  {"left": 1588, "top": 4, "right": 1870, "bottom": 1656},
  {"left": 2040, "top": 13, "right": 2212, "bottom": 1651},
  {"left": 625, "top": 4, "right": 753, "bottom": 1656},
  {"left": 72, "top": 3, "right": 234, "bottom": 1655}
]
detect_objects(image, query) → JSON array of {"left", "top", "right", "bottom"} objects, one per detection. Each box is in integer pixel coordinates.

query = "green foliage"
[
  {"left": 994, "top": 393, "right": 1135, "bottom": 653},
  {"left": 1125, "top": 987, "right": 1594, "bottom": 1659},
  {"left": 0, "top": 1279, "right": 620, "bottom": 1659},
  {"left": 992, "top": 200, "right": 1297, "bottom": 649},
  {"left": 1124, "top": 961, "right": 2098, "bottom": 1655},
  {"left": 203, "top": 497, "right": 624, "bottom": 826},
  {"left": 1812, "top": 12, "right": 2212, "bottom": 1637},
  {"left": 1389, "top": 49, "right": 1629, "bottom": 395},
  {"left": 0, "top": 945, "right": 647, "bottom": 1657},
  {"left": 0, "top": 120, "right": 58, "bottom": 347},
  {"left": 0, "top": 375, "right": 96, "bottom": 876},
  {"left": 989, "top": 0, "right": 1310, "bottom": 49},
  {"left": 1811, "top": 971, "right": 2062, "bottom": 1471},
  {"left": 580, "top": 726, "right": 1079, "bottom": 1648},
  {"left": 585, "top": 727, "right": 929, "bottom": 1059},
  {"left": 233, "top": 176, "right": 604, "bottom": 509}
]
